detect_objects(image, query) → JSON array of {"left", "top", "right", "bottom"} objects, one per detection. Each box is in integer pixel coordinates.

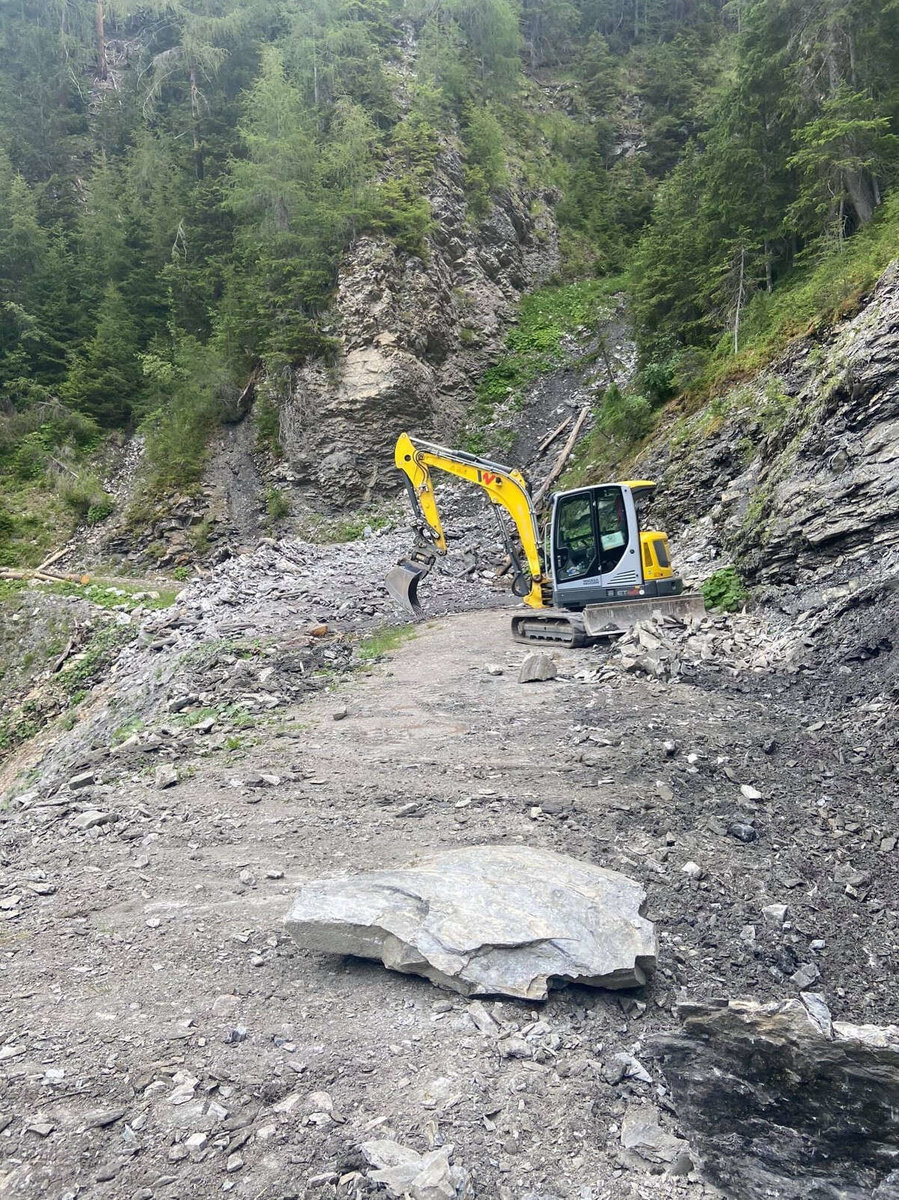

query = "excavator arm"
[{"left": 386, "top": 432, "right": 548, "bottom": 616}]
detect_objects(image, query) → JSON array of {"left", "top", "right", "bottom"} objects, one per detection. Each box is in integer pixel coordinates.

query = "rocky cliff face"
[
  {"left": 653, "top": 997, "right": 899, "bottom": 1200},
  {"left": 280, "top": 147, "right": 559, "bottom": 508},
  {"left": 641, "top": 261, "right": 899, "bottom": 696}
]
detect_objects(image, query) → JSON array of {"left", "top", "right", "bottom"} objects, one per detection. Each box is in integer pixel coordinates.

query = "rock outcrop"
[
  {"left": 653, "top": 996, "right": 899, "bottom": 1200},
  {"left": 282, "top": 146, "right": 558, "bottom": 506},
  {"left": 283, "top": 844, "right": 656, "bottom": 999},
  {"left": 645, "top": 260, "right": 899, "bottom": 695}
]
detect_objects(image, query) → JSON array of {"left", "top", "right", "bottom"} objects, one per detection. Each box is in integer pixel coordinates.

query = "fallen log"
[{"left": 533, "top": 405, "right": 590, "bottom": 508}]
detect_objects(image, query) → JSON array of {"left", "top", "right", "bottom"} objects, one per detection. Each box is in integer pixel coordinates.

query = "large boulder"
[
  {"left": 652, "top": 995, "right": 899, "bottom": 1199},
  {"left": 284, "top": 844, "right": 656, "bottom": 1000}
]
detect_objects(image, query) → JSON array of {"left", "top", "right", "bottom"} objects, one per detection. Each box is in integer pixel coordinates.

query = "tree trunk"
[
  {"left": 844, "top": 168, "right": 877, "bottom": 226},
  {"left": 733, "top": 245, "right": 745, "bottom": 355},
  {"left": 96, "top": 0, "right": 108, "bottom": 81},
  {"left": 189, "top": 62, "right": 204, "bottom": 179}
]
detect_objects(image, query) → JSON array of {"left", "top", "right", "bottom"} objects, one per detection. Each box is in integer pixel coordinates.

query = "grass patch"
[
  {"left": 298, "top": 508, "right": 395, "bottom": 545},
  {"left": 0, "top": 479, "right": 79, "bottom": 569},
  {"left": 356, "top": 624, "right": 415, "bottom": 661},
  {"left": 1, "top": 619, "right": 138, "bottom": 760},
  {"left": 43, "top": 580, "right": 179, "bottom": 611},
  {"left": 464, "top": 278, "right": 622, "bottom": 447}
]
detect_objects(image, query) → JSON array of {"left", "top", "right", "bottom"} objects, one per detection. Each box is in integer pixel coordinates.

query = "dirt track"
[{"left": 2, "top": 606, "right": 898, "bottom": 1199}]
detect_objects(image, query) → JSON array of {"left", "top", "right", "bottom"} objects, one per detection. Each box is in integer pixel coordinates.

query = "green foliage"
[
  {"left": 628, "top": 0, "right": 899, "bottom": 375},
  {"left": 87, "top": 496, "right": 115, "bottom": 526},
  {"left": 300, "top": 508, "right": 394, "bottom": 544},
  {"left": 702, "top": 566, "right": 748, "bottom": 612},
  {"left": 138, "top": 335, "right": 232, "bottom": 494},
  {"left": 54, "top": 469, "right": 112, "bottom": 520},
  {"left": 255, "top": 396, "right": 281, "bottom": 456},
  {"left": 596, "top": 385, "right": 655, "bottom": 443},
  {"left": 265, "top": 487, "right": 291, "bottom": 522},
  {"left": 462, "top": 105, "right": 508, "bottom": 218}
]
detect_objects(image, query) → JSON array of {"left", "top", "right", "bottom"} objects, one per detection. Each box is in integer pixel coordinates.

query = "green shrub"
[
  {"left": 596, "top": 386, "right": 655, "bottom": 443},
  {"left": 702, "top": 566, "right": 748, "bottom": 612},
  {"left": 138, "top": 336, "right": 232, "bottom": 495},
  {"left": 54, "top": 470, "right": 111, "bottom": 519},
  {"left": 265, "top": 487, "right": 291, "bottom": 521},
  {"left": 86, "top": 495, "right": 114, "bottom": 525},
  {"left": 11, "top": 432, "right": 50, "bottom": 480},
  {"left": 366, "top": 177, "right": 433, "bottom": 254},
  {"left": 255, "top": 396, "right": 281, "bottom": 455}
]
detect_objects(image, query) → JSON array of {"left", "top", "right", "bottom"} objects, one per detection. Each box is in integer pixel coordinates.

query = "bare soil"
[{"left": 2, "top": 604, "right": 898, "bottom": 1200}]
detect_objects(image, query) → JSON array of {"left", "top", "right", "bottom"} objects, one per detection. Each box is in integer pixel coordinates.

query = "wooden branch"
[
  {"left": 535, "top": 415, "right": 571, "bottom": 457},
  {"left": 51, "top": 629, "right": 81, "bottom": 675},
  {"left": 35, "top": 546, "right": 68, "bottom": 574},
  {"left": 0, "top": 568, "right": 88, "bottom": 584},
  {"left": 532, "top": 406, "right": 590, "bottom": 509}
]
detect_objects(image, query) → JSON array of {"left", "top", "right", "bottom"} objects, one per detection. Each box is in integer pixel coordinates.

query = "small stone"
[
  {"left": 604, "top": 1051, "right": 652, "bottom": 1085},
  {"left": 212, "top": 994, "right": 239, "bottom": 1017},
  {"left": 791, "top": 962, "right": 821, "bottom": 990},
  {"left": 740, "top": 924, "right": 756, "bottom": 944},
  {"left": 95, "top": 1162, "right": 120, "bottom": 1182},
  {"left": 72, "top": 810, "right": 110, "bottom": 831},
  {"left": 25, "top": 1120, "right": 55, "bottom": 1137},
  {"left": 485, "top": 664, "right": 504, "bottom": 676},
  {"left": 223, "top": 1026, "right": 248, "bottom": 1044},
  {"left": 498, "top": 1035, "right": 532, "bottom": 1059},
  {"left": 728, "top": 821, "right": 758, "bottom": 843},
  {"left": 155, "top": 764, "right": 179, "bottom": 790},
  {"left": 225, "top": 1153, "right": 244, "bottom": 1173},
  {"left": 880, "top": 836, "right": 897, "bottom": 853},
  {"left": 518, "top": 653, "right": 557, "bottom": 683},
  {"left": 259, "top": 774, "right": 281, "bottom": 787},
  {"left": 266, "top": 869, "right": 285, "bottom": 880},
  {"left": 662, "top": 740, "right": 678, "bottom": 757},
  {"left": 762, "top": 903, "right": 788, "bottom": 927},
  {"left": 394, "top": 802, "right": 424, "bottom": 818},
  {"left": 681, "top": 861, "right": 704, "bottom": 880},
  {"left": 740, "top": 784, "right": 763, "bottom": 801},
  {"left": 655, "top": 781, "right": 674, "bottom": 802},
  {"left": 195, "top": 716, "right": 216, "bottom": 734},
  {"left": 69, "top": 771, "right": 96, "bottom": 790},
  {"left": 332, "top": 705, "right": 348, "bottom": 721}
]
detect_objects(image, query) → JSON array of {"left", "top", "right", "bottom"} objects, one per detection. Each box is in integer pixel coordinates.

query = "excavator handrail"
[{"left": 392, "top": 431, "right": 547, "bottom": 610}]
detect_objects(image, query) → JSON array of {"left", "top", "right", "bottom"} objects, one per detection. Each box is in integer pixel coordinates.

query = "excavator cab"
[{"left": 549, "top": 482, "right": 683, "bottom": 610}]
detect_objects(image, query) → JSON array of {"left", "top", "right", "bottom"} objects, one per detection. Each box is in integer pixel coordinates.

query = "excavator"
[{"left": 385, "top": 431, "right": 704, "bottom": 646}]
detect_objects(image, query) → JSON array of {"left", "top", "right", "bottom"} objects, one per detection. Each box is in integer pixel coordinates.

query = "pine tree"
[{"left": 63, "top": 282, "right": 143, "bottom": 426}]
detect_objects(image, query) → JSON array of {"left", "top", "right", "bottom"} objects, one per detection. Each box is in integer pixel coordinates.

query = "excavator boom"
[{"left": 387, "top": 432, "right": 548, "bottom": 616}]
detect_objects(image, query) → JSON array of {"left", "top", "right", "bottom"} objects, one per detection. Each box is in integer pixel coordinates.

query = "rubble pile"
[{"left": 574, "top": 611, "right": 800, "bottom": 685}]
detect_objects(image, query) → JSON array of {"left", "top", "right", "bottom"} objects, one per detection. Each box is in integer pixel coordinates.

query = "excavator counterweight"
[{"left": 386, "top": 432, "right": 704, "bottom": 646}]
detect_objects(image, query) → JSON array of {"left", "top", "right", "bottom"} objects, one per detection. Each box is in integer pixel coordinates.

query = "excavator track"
[{"left": 510, "top": 611, "right": 589, "bottom": 648}]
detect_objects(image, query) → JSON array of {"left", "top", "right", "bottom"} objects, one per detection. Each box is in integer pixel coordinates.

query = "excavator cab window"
[
  {"left": 554, "top": 492, "right": 598, "bottom": 582},
  {"left": 595, "top": 487, "right": 629, "bottom": 575}
]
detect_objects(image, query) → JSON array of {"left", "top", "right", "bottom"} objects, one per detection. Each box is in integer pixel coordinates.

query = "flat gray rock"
[{"left": 283, "top": 845, "right": 656, "bottom": 999}]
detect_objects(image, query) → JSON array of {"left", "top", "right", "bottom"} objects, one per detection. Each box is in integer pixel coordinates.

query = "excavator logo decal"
[{"left": 479, "top": 470, "right": 498, "bottom": 486}]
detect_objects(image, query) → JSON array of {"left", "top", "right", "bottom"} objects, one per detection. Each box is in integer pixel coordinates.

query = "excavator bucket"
[{"left": 385, "top": 562, "right": 428, "bottom": 618}]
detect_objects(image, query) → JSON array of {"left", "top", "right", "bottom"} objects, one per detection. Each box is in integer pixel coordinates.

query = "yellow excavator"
[{"left": 385, "top": 432, "right": 704, "bottom": 646}]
